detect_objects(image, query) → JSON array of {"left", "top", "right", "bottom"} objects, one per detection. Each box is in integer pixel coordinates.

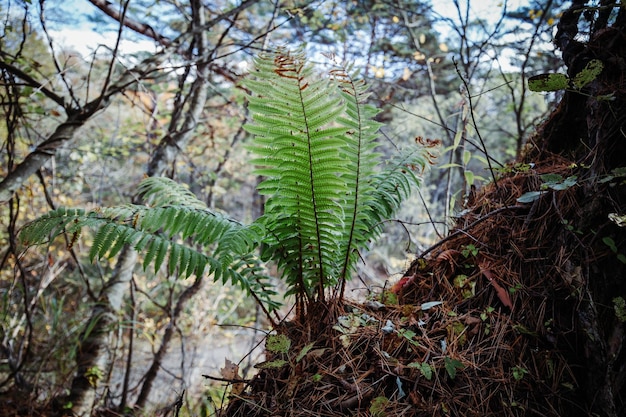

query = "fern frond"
[
  {"left": 137, "top": 176, "right": 207, "bottom": 209},
  {"left": 243, "top": 50, "right": 434, "bottom": 304},
  {"left": 19, "top": 179, "right": 277, "bottom": 310},
  {"left": 244, "top": 49, "right": 352, "bottom": 297},
  {"left": 19, "top": 208, "right": 85, "bottom": 246},
  {"left": 365, "top": 148, "right": 429, "bottom": 233},
  {"left": 329, "top": 63, "right": 385, "bottom": 282}
]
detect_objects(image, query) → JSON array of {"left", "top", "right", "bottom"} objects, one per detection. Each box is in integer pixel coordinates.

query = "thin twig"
[
  {"left": 453, "top": 58, "right": 500, "bottom": 189},
  {"left": 418, "top": 205, "right": 526, "bottom": 259}
]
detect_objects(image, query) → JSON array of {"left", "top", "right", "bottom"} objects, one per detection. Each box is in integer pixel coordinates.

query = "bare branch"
[
  {"left": 0, "top": 60, "right": 66, "bottom": 108},
  {"left": 88, "top": 0, "right": 173, "bottom": 47},
  {"left": 38, "top": 0, "right": 81, "bottom": 108},
  {"left": 96, "top": 0, "right": 131, "bottom": 110},
  {"left": 146, "top": 1, "right": 212, "bottom": 178},
  {"left": 0, "top": 49, "right": 173, "bottom": 203}
]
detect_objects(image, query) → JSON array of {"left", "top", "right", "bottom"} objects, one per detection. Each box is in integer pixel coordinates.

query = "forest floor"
[{"left": 219, "top": 154, "right": 620, "bottom": 417}]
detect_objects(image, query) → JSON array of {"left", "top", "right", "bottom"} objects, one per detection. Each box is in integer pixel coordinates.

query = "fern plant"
[
  {"left": 20, "top": 49, "right": 432, "bottom": 319},
  {"left": 20, "top": 178, "right": 278, "bottom": 312}
]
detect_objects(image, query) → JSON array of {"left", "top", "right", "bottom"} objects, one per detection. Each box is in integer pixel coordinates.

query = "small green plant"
[
  {"left": 85, "top": 366, "right": 103, "bottom": 387},
  {"left": 453, "top": 274, "right": 476, "bottom": 299},
  {"left": 266, "top": 334, "right": 291, "bottom": 354},
  {"left": 511, "top": 365, "right": 529, "bottom": 381},
  {"left": 444, "top": 357, "right": 465, "bottom": 379},
  {"left": 369, "top": 396, "right": 390, "bottom": 417},
  {"left": 562, "top": 219, "right": 583, "bottom": 235},
  {"left": 602, "top": 236, "right": 626, "bottom": 264},
  {"left": 480, "top": 306, "right": 494, "bottom": 335},
  {"left": 508, "top": 283, "right": 524, "bottom": 294},
  {"left": 461, "top": 244, "right": 479, "bottom": 258},
  {"left": 408, "top": 361, "right": 434, "bottom": 380},
  {"left": 20, "top": 49, "right": 432, "bottom": 321},
  {"left": 480, "top": 306, "right": 495, "bottom": 321},
  {"left": 517, "top": 173, "right": 579, "bottom": 203},
  {"left": 397, "top": 328, "right": 420, "bottom": 347}
]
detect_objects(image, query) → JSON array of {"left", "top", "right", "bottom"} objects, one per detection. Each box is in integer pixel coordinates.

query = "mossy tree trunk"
[{"left": 523, "top": 2, "right": 626, "bottom": 415}]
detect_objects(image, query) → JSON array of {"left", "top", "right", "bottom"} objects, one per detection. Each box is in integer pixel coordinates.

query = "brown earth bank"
[{"left": 220, "top": 6, "right": 626, "bottom": 417}]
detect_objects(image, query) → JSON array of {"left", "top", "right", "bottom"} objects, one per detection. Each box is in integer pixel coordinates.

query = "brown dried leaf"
[
  {"left": 220, "top": 358, "right": 239, "bottom": 380},
  {"left": 221, "top": 358, "right": 245, "bottom": 396},
  {"left": 437, "top": 249, "right": 461, "bottom": 269},
  {"left": 480, "top": 265, "right": 514, "bottom": 310}
]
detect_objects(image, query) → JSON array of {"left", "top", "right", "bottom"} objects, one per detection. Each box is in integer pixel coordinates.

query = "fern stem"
[
  {"left": 296, "top": 64, "right": 327, "bottom": 304},
  {"left": 338, "top": 74, "right": 364, "bottom": 298}
]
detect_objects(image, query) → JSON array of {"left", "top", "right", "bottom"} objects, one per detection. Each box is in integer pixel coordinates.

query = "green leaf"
[
  {"left": 516, "top": 191, "right": 547, "bottom": 203},
  {"left": 266, "top": 334, "right": 291, "bottom": 354},
  {"left": 295, "top": 342, "right": 316, "bottom": 363},
  {"left": 369, "top": 396, "right": 389, "bottom": 417},
  {"left": 398, "top": 328, "right": 419, "bottom": 346},
  {"left": 511, "top": 365, "right": 528, "bottom": 381},
  {"left": 409, "top": 361, "right": 433, "bottom": 380},
  {"left": 462, "top": 150, "right": 471, "bottom": 166},
  {"left": 571, "top": 59, "right": 603, "bottom": 89},
  {"left": 438, "top": 163, "right": 462, "bottom": 169},
  {"left": 444, "top": 357, "right": 464, "bottom": 379},
  {"left": 603, "top": 236, "right": 618, "bottom": 253},
  {"left": 420, "top": 362, "right": 433, "bottom": 380},
  {"left": 528, "top": 73, "right": 569, "bottom": 92},
  {"left": 541, "top": 174, "right": 577, "bottom": 191}
]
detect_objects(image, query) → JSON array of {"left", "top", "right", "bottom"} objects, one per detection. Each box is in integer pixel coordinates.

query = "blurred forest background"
[{"left": 0, "top": 0, "right": 566, "bottom": 415}]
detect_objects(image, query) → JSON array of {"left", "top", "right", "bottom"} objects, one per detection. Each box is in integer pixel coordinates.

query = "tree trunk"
[
  {"left": 512, "top": 3, "right": 626, "bottom": 415},
  {"left": 66, "top": 1, "right": 212, "bottom": 414},
  {"left": 68, "top": 248, "right": 137, "bottom": 417}
]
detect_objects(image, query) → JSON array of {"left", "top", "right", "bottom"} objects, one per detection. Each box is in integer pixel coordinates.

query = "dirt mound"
[{"left": 220, "top": 153, "right": 625, "bottom": 416}]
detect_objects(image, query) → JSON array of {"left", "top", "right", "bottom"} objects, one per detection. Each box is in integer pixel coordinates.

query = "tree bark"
[
  {"left": 525, "top": 4, "right": 626, "bottom": 415},
  {"left": 68, "top": 248, "right": 137, "bottom": 417},
  {"left": 66, "top": 0, "right": 213, "bottom": 413}
]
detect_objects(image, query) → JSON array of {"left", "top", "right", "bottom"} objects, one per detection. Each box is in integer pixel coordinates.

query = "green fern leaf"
[
  {"left": 244, "top": 49, "right": 352, "bottom": 295},
  {"left": 19, "top": 181, "right": 277, "bottom": 309},
  {"left": 243, "top": 50, "right": 434, "bottom": 304},
  {"left": 19, "top": 208, "right": 85, "bottom": 245},
  {"left": 153, "top": 237, "right": 170, "bottom": 274},
  {"left": 138, "top": 176, "right": 206, "bottom": 209},
  {"left": 89, "top": 223, "right": 117, "bottom": 262},
  {"left": 329, "top": 63, "right": 384, "bottom": 281},
  {"left": 142, "top": 237, "right": 159, "bottom": 272}
]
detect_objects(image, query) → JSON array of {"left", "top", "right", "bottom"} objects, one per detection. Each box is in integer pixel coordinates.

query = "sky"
[
  {"left": 20, "top": 0, "right": 531, "bottom": 62},
  {"left": 48, "top": 1, "right": 158, "bottom": 57}
]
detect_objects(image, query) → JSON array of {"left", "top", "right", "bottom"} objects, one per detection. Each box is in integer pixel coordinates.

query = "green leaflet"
[{"left": 528, "top": 59, "right": 604, "bottom": 92}]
